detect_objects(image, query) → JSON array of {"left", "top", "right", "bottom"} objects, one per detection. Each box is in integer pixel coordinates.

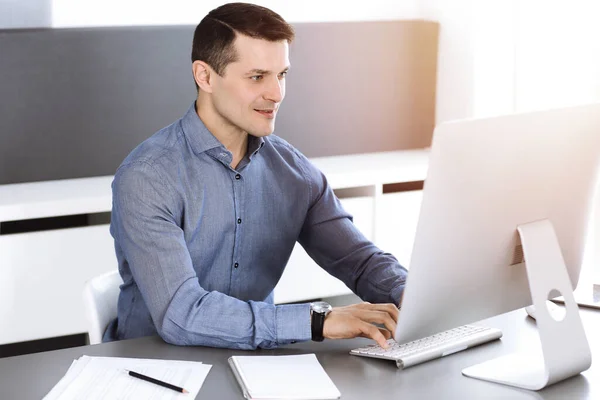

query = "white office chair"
[{"left": 83, "top": 270, "right": 122, "bottom": 345}]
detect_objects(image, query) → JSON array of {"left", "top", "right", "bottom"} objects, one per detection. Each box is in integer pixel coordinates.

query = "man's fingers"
[
  {"left": 368, "top": 303, "right": 399, "bottom": 323},
  {"left": 359, "top": 322, "right": 389, "bottom": 348},
  {"left": 354, "top": 310, "right": 397, "bottom": 336},
  {"left": 355, "top": 302, "right": 399, "bottom": 323},
  {"left": 379, "top": 328, "right": 392, "bottom": 340},
  {"left": 358, "top": 327, "right": 392, "bottom": 342}
]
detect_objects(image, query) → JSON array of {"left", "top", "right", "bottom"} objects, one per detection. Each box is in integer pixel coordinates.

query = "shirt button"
[
  {"left": 235, "top": 174, "right": 241, "bottom": 180},
  {"left": 234, "top": 262, "right": 239, "bottom": 268},
  {"left": 237, "top": 218, "right": 242, "bottom": 224}
]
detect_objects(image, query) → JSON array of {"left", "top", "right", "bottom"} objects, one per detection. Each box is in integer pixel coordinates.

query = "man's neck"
[{"left": 195, "top": 100, "right": 248, "bottom": 169}]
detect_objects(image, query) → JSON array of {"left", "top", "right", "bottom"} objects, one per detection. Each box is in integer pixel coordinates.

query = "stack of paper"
[
  {"left": 228, "top": 354, "right": 341, "bottom": 399},
  {"left": 43, "top": 356, "right": 212, "bottom": 400}
]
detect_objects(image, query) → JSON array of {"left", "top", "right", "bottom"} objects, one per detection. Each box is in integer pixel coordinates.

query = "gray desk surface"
[{"left": 1, "top": 308, "right": 598, "bottom": 400}]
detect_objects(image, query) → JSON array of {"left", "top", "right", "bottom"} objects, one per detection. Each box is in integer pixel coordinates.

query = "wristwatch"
[{"left": 310, "top": 301, "right": 332, "bottom": 342}]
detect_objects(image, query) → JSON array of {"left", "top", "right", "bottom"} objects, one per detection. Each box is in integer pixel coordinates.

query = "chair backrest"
[{"left": 83, "top": 270, "right": 122, "bottom": 345}]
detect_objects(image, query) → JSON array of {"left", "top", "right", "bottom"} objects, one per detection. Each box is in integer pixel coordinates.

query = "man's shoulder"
[
  {"left": 264, "top": 134, "right": 323, "bottom": 181},
  {"left": 112, "top": 121, "right": 185, "bottom": 199},
  {"left": 265, "top": 134, "right": 305, "bottom": 161},
  {"left": 119, "top": 120, "right": 185, "bottom": 172}
]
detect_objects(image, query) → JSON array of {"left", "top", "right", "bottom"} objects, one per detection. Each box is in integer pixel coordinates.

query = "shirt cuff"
[{"left": 276, "top": 303, "right": 311, "bottom": 344}]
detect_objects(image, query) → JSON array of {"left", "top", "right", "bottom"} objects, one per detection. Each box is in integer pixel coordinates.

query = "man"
[{"left": 104, "top": 2, "right": 407, "bottom": 350}]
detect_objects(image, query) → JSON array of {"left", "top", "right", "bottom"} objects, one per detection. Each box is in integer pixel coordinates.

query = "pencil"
[{"left": 126, "top": 370, "right": 189, "bottom": 394}]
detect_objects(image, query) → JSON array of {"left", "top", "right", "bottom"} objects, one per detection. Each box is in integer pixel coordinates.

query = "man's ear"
[{"left": 192, "top": 61, "right": 214, "bottom": 93}]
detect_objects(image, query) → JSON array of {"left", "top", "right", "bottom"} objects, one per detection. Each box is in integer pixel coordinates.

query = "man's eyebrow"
[
  {"left": 246, "top": 69, "right": 270, "bottom": 75},
  {"left": 246, "top": 66, "right": 291, "bottom": 75}
]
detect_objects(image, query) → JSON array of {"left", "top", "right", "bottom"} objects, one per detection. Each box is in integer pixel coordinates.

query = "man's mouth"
[{"left": 255, "top": 109, "right": 276, "bottom": 119}]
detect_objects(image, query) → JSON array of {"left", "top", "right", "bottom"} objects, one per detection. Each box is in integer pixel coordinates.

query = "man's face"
[{"left": 210, "top": 35, "right": 289, "bottom": 137}]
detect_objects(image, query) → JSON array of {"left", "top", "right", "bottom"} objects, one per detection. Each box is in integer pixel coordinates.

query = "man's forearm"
[{"left": 156, "top": 279, "right": 312, "bottom": 349}]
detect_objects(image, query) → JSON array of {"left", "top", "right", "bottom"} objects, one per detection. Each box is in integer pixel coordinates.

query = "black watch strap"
[{"left": 311, "top": 310, "right": 326, "bottom": 342}]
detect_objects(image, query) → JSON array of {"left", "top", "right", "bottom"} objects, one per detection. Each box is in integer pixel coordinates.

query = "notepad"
[
  {"left": 43, "top": 356, "right": 212, "bottom": 400},
  {"left": 228, "top": 354, "right": 341, "bottom": 400}
]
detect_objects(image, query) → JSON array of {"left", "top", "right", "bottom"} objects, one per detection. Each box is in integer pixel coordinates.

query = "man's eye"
[
  {"left": 278, "top": 71, "right": 287, "bottom": 79},
  {"left": 251, "top": 75, "right": 263, "bottom": 81}
]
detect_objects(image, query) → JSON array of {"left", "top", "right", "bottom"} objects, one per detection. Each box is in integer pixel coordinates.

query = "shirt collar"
[
  {"left": 248, "top": 134, "right": 266, "bottom": 160},
  {"left": 181, "top": 102, "right": 223, "bottom": 155},
  {"left": 181, "top": 102, "right": 266, "bottom": 158}
]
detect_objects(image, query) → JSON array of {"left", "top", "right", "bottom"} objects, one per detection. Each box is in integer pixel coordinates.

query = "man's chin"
[
  {"left": 248, "top": 125, "right": 276, "bottom": 137},
  {"left": 251, "top": 131, "right": 274, "bottom": 138}
]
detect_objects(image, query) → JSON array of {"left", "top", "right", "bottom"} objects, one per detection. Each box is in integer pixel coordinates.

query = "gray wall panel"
[{"left": 0, "top": 21, "right": 438, "bottom": 184}]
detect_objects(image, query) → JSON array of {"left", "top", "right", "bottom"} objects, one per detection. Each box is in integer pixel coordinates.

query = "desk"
[{"left": 1, "top": 308, "right": 598, "bottom": 399}]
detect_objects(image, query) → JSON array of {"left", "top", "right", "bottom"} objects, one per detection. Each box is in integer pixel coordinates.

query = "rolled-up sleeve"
[
  {"left": 295, "top": 154, "right": 408, "bottom": 306},
  {"left": 112, "top": 161, "right": 311, "bottom": 349}
]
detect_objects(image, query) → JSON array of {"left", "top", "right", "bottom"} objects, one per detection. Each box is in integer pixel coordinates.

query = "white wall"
[
  {"left": 421, "top": 0, "right": 600, "bottom": 122},
  {"left": 0, "top": 0, "right": 51, "bottom": 28},
  {"left": 51, "top": 0, "right": 421, "bottom": 27},
  {"left": 419, "top": 0, "right": 476, "bottom": 124},
  {"left": 514, "top": 1, "right": 600, "bottom": 112},
  {"left": 422, "top": 0, "right": 600, "bottom": 283},
  {"left": 419, "top": 0, "right": 519, "bottom": 122}
]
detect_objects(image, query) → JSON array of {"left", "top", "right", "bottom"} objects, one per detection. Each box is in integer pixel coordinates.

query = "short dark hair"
[{"left": 191, "top": 2, "right": 294, "bottom": 85}]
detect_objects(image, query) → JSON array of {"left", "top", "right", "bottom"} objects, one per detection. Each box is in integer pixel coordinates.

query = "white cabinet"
[
  {"left": 0, "top": 225, "right": 116, "bottom": 344},
  {"left": 376, "top": 190, "right": 424, "bottom": 269},
  {"left": 0, "top": 150, "right": 429, "bottom": 345}
]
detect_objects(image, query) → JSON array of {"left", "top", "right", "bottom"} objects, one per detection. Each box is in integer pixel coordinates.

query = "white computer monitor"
[{"left": 395, "top": 103, "right": 600, "bottom": 390}]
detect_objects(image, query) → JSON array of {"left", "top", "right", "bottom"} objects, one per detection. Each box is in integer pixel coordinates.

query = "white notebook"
[{"left": 228, "top": 354, "right": 341, "bottom": 400}]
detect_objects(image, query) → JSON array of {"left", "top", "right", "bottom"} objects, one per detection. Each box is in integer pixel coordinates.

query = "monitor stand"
[{"left": 462, "top": 219, "right": 592, "bottom": 390}]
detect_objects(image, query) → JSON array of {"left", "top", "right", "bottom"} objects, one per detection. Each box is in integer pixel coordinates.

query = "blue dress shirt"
[{"left": 104, "top": 103, "right": 407, "bottom": 349}]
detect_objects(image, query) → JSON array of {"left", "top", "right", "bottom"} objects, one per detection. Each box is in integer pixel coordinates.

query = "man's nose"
[{"left": 263, "top": 77, "right": 283, "bottom": 103}]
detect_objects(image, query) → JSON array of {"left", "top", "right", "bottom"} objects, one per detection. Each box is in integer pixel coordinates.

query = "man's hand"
[{"left": 322, "top": 302, "right": 399, "bottom": 348}]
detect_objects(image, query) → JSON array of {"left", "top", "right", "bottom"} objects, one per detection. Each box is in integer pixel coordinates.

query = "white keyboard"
[{"left": 350, "top": 325, "right": 502, "bottom": 369}]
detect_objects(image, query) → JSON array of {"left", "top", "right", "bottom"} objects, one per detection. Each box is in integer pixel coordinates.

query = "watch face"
[{"left": 311, "top": 301, "right": 332, "bottom": 314}]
